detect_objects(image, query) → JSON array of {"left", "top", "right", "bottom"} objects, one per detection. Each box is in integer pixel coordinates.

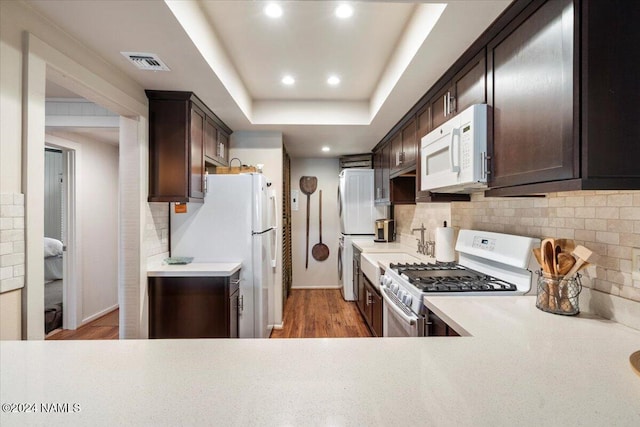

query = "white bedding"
[
  {"left": 44, "top": 238, "right": 64, "bottom": 281},
  {"left": 44, "top": 237, "right": 63, "bottom": 258}
]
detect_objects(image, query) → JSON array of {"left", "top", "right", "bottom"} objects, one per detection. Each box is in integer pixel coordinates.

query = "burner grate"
[{"left": 392, "top": 262, "right": 518, "bottom": 293}]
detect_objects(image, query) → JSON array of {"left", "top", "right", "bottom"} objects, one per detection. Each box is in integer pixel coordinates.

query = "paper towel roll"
[{"left": 435, "top": 226, "right": 455, "bottom": 262}]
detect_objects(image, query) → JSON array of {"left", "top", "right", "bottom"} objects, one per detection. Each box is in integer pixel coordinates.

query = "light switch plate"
[
  {"left": 291, "top": 190, "right": 299, "bottom": 211},
  {"left": 633, "top": 248, "right": 640, "bottom": 280}
]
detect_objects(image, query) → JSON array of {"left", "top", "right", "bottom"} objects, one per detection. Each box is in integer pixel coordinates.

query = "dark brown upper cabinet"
[
  {"left": 146, "top": 90, "right": 232, "bottom": 203},
  {"left": 430, "top": 51, "right": 486, "bottom": 130},
  {"left": 374, "top": 141, "right": 391, "bottom": 205},
  {"left": 390, "top": 118, "right": 418, "bottom": 177},
  {"left": 486, "top": 0, "right": 640, "bottom": 195},
  {"left": 487, "top": 0, "right": 575, "bottom": 190}
]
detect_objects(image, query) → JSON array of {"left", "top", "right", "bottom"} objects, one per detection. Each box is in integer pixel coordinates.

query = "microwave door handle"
[{"left": 449, "top": 127, "right": 460, "bottom": 174}]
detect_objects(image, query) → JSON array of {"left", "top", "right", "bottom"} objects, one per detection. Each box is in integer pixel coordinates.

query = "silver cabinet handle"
[
  {"left": 238, "top": 294, "right": 244, "bottom": 312},
  {"left": 443, "top": 94, "right": 447, "bottom": 117},
  {"left": 481, "top": 152, "right": 491, "bottom": 178}
]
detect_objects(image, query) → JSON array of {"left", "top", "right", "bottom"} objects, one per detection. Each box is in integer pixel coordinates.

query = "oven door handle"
[{"left": 380, "top": 285, "right": 418, "bottom": 326}]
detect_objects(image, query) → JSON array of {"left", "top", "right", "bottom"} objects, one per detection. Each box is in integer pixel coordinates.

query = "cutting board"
[{"left": 631, "top": 351, "right": 640, "bottom": 378}]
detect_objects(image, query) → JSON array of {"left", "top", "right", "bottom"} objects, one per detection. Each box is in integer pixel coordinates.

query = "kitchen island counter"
[{"left": 2, "top": 297, "right": 639, "bottom": 426}]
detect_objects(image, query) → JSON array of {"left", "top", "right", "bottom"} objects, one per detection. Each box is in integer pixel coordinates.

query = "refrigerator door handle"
[{"left": 270, "top": 189, "right": 278, "bottom": 268}]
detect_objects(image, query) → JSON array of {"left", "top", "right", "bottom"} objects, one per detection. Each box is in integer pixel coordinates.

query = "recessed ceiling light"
[
  {"left": 327, "top": 75, "right": 341, "bottom": 86},
  {"left": 335, "top": 4, "right": 354, "bottom": 19},
  {"left": 264, "top": 3, "right": 283, "bottom": 18},
  {"left": 322, "top": 146, "right": 331, "bottom": 152},
  {"left": 281, "top": 75, "right": 295, "bottom": 86}
]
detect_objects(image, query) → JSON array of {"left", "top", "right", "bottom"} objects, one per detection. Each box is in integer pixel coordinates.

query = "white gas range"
[{"left": 379, "top": 229, "right": 540, "bottom": 337}]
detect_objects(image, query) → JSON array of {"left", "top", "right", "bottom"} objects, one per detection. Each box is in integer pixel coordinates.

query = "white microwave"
[{"left": 420, "top": 103, "right": 490, "bottom": 193}]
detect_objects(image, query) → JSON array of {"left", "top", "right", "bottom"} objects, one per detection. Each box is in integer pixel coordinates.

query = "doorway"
[
  {"left": 23, "top": 32, "right": 148, "bottom": 340},
  {"left": 43, "top": 85, "right": 121, "bottom": 339}
]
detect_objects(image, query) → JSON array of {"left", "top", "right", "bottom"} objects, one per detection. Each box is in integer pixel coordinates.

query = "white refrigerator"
[
  {"left": 170, "top": 173, "right": 277, "bottom": 339},
  {"left": 337, "top": 169, "right": 384, "bottom": 301}
]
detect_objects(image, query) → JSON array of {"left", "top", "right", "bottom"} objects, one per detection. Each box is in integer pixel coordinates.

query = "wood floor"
[
  {"left": 46, "top": 309, "right": 119, "bottom": 340},
  {"left": 45, "top": 290, "right": 368, "bottom": 340},
  {"left": 270, "top": 289, "right": 371, "bottom": 338}
]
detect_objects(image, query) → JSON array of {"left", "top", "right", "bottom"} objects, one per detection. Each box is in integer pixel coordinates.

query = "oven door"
[{"left": 380, "top": 285, "right": 425, "bottom": 337}]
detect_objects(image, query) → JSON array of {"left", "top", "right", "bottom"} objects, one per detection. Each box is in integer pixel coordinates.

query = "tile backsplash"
[
  {"left": 0, "top": 193, "right": 25, "bottom": 293},
  {"left": 146, "top": 202, "right": 169, "bottom": 259},
  {"left": 395, "top": 190, "right": 640, "bottom": 324}
]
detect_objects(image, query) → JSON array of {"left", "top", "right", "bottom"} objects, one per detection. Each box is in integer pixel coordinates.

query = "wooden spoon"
[
  {"left": 300, "top": 176, "right": 318, "bottom": 269},
  {"left": 311, "top": 190, "right": 329, "bottom": 262},
  {"left": 541, "top": 238, "right": 556, "bottom": 275}
]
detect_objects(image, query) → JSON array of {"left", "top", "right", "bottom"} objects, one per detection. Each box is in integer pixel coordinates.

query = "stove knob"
[
  {"left": 391, "top": 283, "right": 399, "bottom": 294},
  {"left": 398, "top": 290, "right": 407, "bottom": 301},
  {"left": 403, "top": 294, "right": 413, "bottom": 306},
  {"left": 381, "top": 276, "right": 392, "bottom": 287}
]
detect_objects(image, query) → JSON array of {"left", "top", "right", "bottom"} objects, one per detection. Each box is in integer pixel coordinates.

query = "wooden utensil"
[
  {"left": 541, "top": 238, "right": 559, "bottom": 309},
  {"left": 556, "top": 252, "right": 576, "bottom": 276},
  {"left": 562, "top": 245, "right": 593, "bottom": 280},
  {"left": 541, "top": 238, "right": 556, "bottom": 275},
  {"left": 532, "top": 247, "right": 543, "bottom": 268},
  {"left": 558, "top": 245, "right": 593, "bottom": 313},
  {"left": 311, "top": 190, "right": 329, "bottom": 262},
  {"left": 300, "top": 176, "right": 318, "bottom": 269}
]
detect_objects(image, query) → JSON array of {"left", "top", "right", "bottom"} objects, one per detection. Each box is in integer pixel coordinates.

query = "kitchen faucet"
[{"left": 412, "top": 223, "right": 434, "bottom": 256}]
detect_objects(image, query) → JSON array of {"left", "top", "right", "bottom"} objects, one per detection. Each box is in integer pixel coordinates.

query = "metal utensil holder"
[{"left": 535, "top": 270, "right": 582, "bottom": 316}]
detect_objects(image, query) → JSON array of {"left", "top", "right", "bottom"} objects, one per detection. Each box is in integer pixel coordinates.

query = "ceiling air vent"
[{"left": 121, "top": 52, "right": 170, "bottom": 71}]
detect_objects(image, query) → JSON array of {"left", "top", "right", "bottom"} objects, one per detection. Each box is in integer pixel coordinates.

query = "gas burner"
[{"left": 391, "top": 262, "right": 518, "bottom": 293}]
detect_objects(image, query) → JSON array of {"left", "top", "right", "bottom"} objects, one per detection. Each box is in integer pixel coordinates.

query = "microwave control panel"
[{"left": 461, "top": 123, "right": 472, "bottom": 172}]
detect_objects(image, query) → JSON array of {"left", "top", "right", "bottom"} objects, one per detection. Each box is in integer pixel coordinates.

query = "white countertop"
[
  {"left": 147, "top": 262, "right": 241, "bottom": 277},
  {"left": 352, "top": 238, "right": 416, "bottom": 253},
  {"left": 2, "top": 297, "right": 639, "bottom": 426}
]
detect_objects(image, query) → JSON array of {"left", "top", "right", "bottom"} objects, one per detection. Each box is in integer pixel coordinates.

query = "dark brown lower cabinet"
[
  {"left": 360, "top": 274, "right": 383, "bottom": 337},
  {"left": 426, "top": 308, "right": 460, "bottom": 337},
  {"left": 148, "top": 271, "right": 240, "bottom": 339}
]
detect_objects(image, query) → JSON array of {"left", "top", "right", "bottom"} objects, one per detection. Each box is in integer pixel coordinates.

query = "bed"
[
  {"left": 44, "top": 238, "right": 64, "bottom": 333},
  {"left": 44, "top": 237, "right": 63, "bottom": 282}
]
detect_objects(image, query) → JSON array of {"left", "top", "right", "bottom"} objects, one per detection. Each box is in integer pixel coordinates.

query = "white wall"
[
  {"left": 229, "top": 131, "right": 284, "bottom": 328},
  {"left": 291, "top": 158, "right": 340, "bottom": 288},
  {"left": 46, "top": 131, "right": 119, "bottom": 324}
]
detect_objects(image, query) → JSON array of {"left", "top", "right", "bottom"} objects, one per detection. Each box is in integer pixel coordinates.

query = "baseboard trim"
[
  {"left": 80, "top": 304, "right": 118, "bottom": 326},
  {"left": 291, "top": 286, "right": 341, "bottom": 290},
  {"left": 271, "top": 323, "right": 284, "bottom": 330}
]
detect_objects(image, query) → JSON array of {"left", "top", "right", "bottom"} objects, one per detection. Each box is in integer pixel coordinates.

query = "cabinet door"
[
  {"left": 229, "top": 289, "right": 239, "bottom": 338},
  {"left": 217, "top": 130, "right": 229, "bottom": 166},
  {"left": 390, "top": 133, "right": 403, "bottom": 175},
  {"left": 453, "top": 50, "right": 486, "bottom": 114},
  {"left": 370, "top": 286, "right": 383, "bottom": 337},
  {"left": 190, "top": 107, "right": 205, "bottom": 199},
  {"left": 373, "top": 147, "right": 384, "bottom": 202},
  {"left": 149, "top": 277, "right": 227, "bottom": 338},
  {"left": 487, "top": 0, "right": 575, "bottom": 188},
  {"left": 416, "top": 104, "right": 431, "bottom": 142},
  {"left": 381, "top": 142, "right": 391, "bottom": 202},
  {"left": 204, "top": 117, "right": 217, "bottom": 163},
  {"left": 430, "top": 84, "right": 453, "bottom": 129},
  {"left": 357, "top": 269, "right": 366, "bottom": 317},
  {"left": 427, "top": 310, "right": 448, "bottom": 337},
  {"left": 400, "top": 118, "right": 417, "bottom": 169}
]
